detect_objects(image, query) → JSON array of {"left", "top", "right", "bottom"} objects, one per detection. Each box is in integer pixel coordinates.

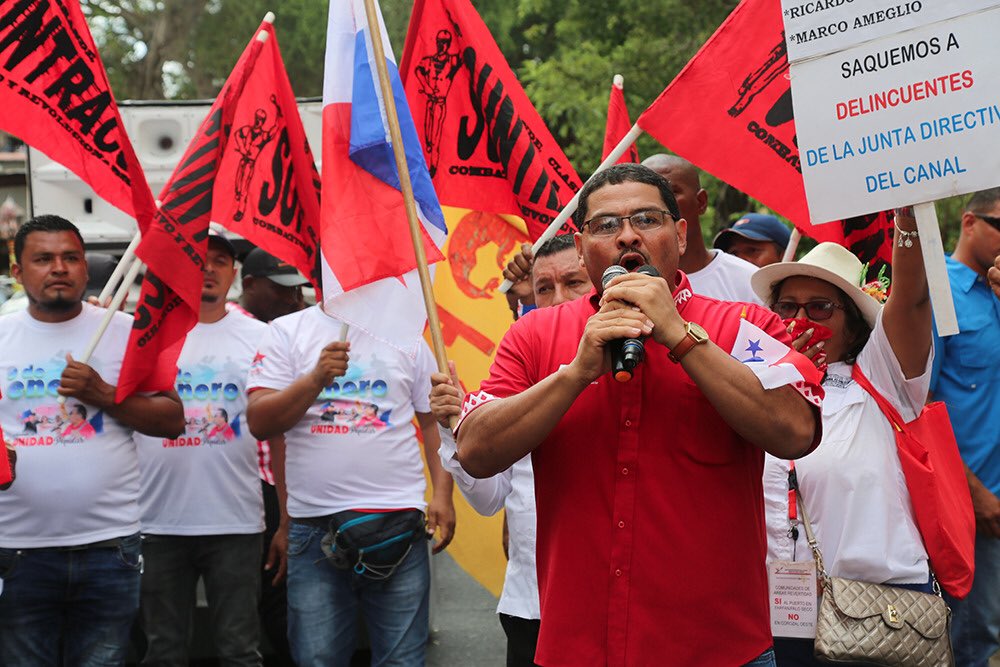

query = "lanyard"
[{"left": 787, "top": 462, "right": 800, "bottom": 557}]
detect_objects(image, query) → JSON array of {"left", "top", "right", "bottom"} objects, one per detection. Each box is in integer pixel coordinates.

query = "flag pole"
[
  {"left": 498, "top": 123, "right": 645, "bottom": 294},
  {"left": 97, "top": 231, "right": 141, "bottom": 306},
  {"left": 913, "top": 202, "right": 958, "bottom": 336},
  {"left": 782, "top": 228, "right": 801, "bottom": 262},
  {"left": 360, "top": 0, "right": 449, "bottom": 376},
  {"left": 58, "top": 257, "right": 145, "bottom": 404}
]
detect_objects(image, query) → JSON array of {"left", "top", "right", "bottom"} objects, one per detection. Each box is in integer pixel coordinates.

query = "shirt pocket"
[{"left": 952, "top": 316, "right": 1000, "bottom": 386}]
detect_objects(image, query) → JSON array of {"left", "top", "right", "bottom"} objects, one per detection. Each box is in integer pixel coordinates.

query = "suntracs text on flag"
[
  {"left": 399, "top": 0, "right": 582, "bottom": 240},
  {"left": 320, "top": 0, "right": 448, "bottom": 355}
]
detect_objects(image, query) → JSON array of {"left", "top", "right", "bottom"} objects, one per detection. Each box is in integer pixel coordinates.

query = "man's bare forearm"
[
  {"left": 679, "top": 343, "right": 817, "bottom": 458},
  {"left": 108, "top": 391, "right": 185, "bottom": 438},
  {"left": 457, "top": 365, "right": 591, "bottom": 478},
  {"left": 247, "top": 375, "right": 325, "bottom": 440}
]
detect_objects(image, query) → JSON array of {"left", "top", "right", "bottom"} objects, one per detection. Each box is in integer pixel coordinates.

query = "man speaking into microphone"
[{"left": 455, "top": 164, "right": 823, "bottom": 667}]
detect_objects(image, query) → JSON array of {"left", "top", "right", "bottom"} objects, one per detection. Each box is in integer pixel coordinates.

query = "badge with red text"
[{"left": 768, "top": 559, "right": 818, "bottom": 638}]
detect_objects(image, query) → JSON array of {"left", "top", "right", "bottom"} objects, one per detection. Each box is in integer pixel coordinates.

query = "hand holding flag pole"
[{"left": 498, "top": 124, "right": 644, "bottom": 294}]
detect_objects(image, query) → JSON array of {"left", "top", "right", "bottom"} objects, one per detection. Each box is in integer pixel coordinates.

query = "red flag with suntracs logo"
[
  {"left": 603, "top": 75, "right": 639, "bottom": 164},
  {"left": 118, "top": 17, "right": 321, "bottom": 401},
  {"left": 636, "top": 0, "right": 895, "bottom": 274},
  {"left": 399, "top": 0, "right": 582, "bottom": 239},
  {"left": 0, "top": 0, "right": 156, "bottom": 239}
]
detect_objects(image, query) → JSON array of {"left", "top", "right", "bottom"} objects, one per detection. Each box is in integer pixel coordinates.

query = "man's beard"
[
  {"left": 201, "top": 293, "right": 221, "bottom": 304},
  {"left": 33, "top": 294, "right": 79, "bottom": 313}
]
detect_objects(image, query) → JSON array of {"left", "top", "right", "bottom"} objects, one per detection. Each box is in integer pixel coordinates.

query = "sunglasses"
[
  {"left": 974, "top": 213, "right": 1000, "bottom": 232},
  {"left": 772, "top": 299, "right": 845, "bottom": 321}
]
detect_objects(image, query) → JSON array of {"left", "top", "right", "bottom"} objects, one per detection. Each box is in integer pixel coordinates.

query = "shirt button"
[
  {"left": 615, "top": 569, "right": 622, "bottom": 577},
  {"left": 621, "top": 467, "right": 629, "bottom": 476},
  {"left": 971, "top": 384, "right": 977, "bottom": 389},
  {"left": 618, "top": 520, "right": 625, "bottom": 528},
  {"left": 625, "top": 419, "right": 632, "bottom": 427}
]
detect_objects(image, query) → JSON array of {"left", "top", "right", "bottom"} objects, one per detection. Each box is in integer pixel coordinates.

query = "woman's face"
[{"left": 774, "top": 276, "right": 851, "bottom": 363}]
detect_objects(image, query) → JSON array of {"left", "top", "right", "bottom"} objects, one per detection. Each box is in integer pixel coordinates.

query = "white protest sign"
[
  {"left": 785, "top": 4, "right": 1000, "bottom": 223},
  {"left": 790, "top": 0, "right": 1000, "bottom": 223},
  {"left": 782, "top": 1, "right": 998, "bottom": 63}
]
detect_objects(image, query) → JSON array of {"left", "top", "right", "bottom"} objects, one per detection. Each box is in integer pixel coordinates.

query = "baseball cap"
[
  {"left": 714, "top": 213, "right": 791, "bottom": 251},
  {"left": 241, "top": 248, "right": 310, "bottom": 287},
  {"left": 207, "top": 227, "right": 237, "bottom": 258}
]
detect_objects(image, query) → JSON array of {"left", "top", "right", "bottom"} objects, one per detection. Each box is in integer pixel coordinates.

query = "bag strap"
[
  {"left": 850, "top": 364, "right": 905, "bottom": 432},
  {"left": 788, "top": 466, "right": 829, "bottom": 585}
]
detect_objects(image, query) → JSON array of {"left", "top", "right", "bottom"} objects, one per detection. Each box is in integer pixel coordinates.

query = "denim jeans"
[
  {"left": 138, "top": 533, "right": 263, "bottom": 667},
  {"left": 286, "top": 520, "right": 429, "bottom": 667},
  {"left": 949, "top": 535, "right": 1000, "bottom": 667},
  {"left": 744, "top": 648, "right": 777, "bottom": 667},
  {"left": 0, "top": 532, "right": 142, "bottom": 667}
]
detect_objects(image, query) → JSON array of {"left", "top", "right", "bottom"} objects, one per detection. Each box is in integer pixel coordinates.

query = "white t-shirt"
[
  {"left": 763, "top": 310, "right": 932, "bottom": 584},
  {"left": 438, "top": 426, "right": 539, "bottom": 619},
  {"left": 688, "top": 249, "right": 762, "bottom": 304},
  {"left": 247, "top": 306, "right": 436, "bottom": 518},
  {"left": 136, "top": 311, "right": 266, "bottom": 535},
  {"left": 0, "top": 304, "right": 142, "bottom": 547}
]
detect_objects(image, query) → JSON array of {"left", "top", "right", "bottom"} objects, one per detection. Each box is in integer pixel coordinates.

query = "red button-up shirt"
[{"left": 460, "top": 273, "right": 822, "bottom": 666}]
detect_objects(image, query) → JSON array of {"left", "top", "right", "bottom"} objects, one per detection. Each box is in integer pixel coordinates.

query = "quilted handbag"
[{"left": 792, "top": 471, "right": 955, "bottom": 667}]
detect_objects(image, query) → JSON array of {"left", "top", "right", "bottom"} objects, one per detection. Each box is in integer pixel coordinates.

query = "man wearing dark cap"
[
  {"left": 240, "top": 248, "right": 309, "bottom": 324},
  {"left": 714, "top": 213, "right": 792, "bottom": 268}
]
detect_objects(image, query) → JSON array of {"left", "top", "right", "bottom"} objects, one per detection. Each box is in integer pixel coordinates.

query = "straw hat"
[{"left": 751, "top": 242, "right": 882, "bottom": 327}]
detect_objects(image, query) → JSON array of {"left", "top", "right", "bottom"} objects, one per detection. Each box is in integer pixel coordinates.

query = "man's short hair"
[
  {"left": 14, "top": 215, "right": 84, "bottom": 264},
  {"left": 217, "top": 408, "right": 229, "bottom": 421},
  {"left": 70, "top": 404, "right": 87, "bottom": 420},
  {"left": 966, "top": 187, "right": 1000, "bottom": 214},
  {"left": 535, "top": 234, "right": 577, "bottom": 260},
  {"left": 573, "top": 164, "right": 681, "bottom": 229}
]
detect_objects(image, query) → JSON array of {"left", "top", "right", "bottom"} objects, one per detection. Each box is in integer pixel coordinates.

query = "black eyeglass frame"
[
  {"left": 973, "top": 213, "right": 1000, "bottom": 232},
  {"left": 582, "top": 209, "right": 674, "bottom": 236},
  {"left": 771, "top": 299, "right": 846, "bottom": 322}
]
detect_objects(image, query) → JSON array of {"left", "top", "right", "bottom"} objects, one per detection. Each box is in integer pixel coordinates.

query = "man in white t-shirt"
[
  {"left": 0, "top": 216, "right": 185, "bottom": 665},
  {"left": 135, "top": 232, "right": 267, "bottom": 666},
  {"left": 642, "top": 154, "right": 761, "bottom": 303},
  {"left": 245, "top": 308, "right": 455, "bottom": 666}
]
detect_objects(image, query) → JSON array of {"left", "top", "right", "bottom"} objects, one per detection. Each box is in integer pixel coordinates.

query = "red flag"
[
  {"left": 400, "top": 0, "right": 582, "bottom": 239},
  {"left": 209, "top": 22, "right": 321, "bottom": 290},
  {"left": 637, "top": 0, "right": 845, "bottom": 243},
  {"left": 117, "top": 20, "right": 290, "bottom": 401},
  {"left": 0, "top": 0, "right": 155, "bottom": 232},
  {"left": 603, "top": 75, "right": 639, "bottom": 164}
]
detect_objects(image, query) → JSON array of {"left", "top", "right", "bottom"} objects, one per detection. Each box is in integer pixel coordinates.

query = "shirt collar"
[
  {"left": 587, "top": 270, "right": 694, "bottom": 313},
  {"left": 946, "top": 255, "right": 979, "bottom": 294}
]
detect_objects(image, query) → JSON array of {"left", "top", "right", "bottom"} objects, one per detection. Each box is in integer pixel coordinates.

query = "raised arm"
[{"left": 881, "top": 206, "right": 932, "bottom": 378}]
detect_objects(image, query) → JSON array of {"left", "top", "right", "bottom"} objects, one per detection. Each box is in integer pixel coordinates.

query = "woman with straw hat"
[{"left": 751, "top": 207, "right": 933, "bottom": 666}]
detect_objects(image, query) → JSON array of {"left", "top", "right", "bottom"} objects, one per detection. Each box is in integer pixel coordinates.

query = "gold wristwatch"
[{"left": 668, "top": 322, "right": 709, "bottom": 363}]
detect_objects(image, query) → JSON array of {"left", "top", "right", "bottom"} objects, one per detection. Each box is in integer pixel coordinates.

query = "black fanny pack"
[{"left": 319, "top": 509, "right": 426, "bottom": 579}]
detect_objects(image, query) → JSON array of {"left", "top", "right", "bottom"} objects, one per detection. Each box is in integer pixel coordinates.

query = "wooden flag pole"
[
  {"left": 782, "top": 228, "right": 801, "bottom": 262},
  {"left": 361, "top": 0, "right": 449, "bottom": 377},
  {"left": 498, "top": 123, "right": 645, "bottom": 294}
]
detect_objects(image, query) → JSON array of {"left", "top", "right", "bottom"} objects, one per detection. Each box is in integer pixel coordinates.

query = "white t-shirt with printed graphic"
[
  {"left": 247, "top": 306, "right": 436, "bottom": 518},
  {"left": 136, "top": 311, "right": 266, "bottom": 535},
  {"left": 0, "top": 304, "right": 141, "bottom": 548}
]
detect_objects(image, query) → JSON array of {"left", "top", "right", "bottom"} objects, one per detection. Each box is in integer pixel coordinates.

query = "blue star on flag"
[{"left": 743, "top": 339, "right": 765, "bottom": 363}]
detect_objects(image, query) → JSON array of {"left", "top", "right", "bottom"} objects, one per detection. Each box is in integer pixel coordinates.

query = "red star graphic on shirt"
[{"left": 252, "top": 352, "right": 266, "bottom": 364}]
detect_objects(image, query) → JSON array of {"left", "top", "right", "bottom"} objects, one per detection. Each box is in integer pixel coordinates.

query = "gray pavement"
[{"left": 427, "top": 552, "right": 506, "bottom": 666}]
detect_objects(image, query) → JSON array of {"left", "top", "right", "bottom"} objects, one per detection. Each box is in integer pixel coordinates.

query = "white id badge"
[{"left": 768, "top": 560, "right": 818, "bottom": 638}]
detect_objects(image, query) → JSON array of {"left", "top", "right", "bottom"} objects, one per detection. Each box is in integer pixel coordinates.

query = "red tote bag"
[{"left": 852, "top": 365, "right": 976, "bottom": 598}]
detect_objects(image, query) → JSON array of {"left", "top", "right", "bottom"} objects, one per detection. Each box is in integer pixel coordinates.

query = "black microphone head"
[
  {"left": 636, "top": 264, "right": 660, "bottom": 277},
  {"left": 602, "top": 264, "right": 628, "bottom": 287}
]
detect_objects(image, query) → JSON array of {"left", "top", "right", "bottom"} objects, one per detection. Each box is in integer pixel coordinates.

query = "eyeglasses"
[
  {"left": 583, "top": 209, "right": 673, "bottom": 237},
  {"left": 974, "top": 213, "right": 1000, "bottom": 232},
  {"left": 772, "top": 299, "right": 845, "bottom": 321}
]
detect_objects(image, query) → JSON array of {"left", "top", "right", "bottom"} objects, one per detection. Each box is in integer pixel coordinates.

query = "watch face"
[{"left": 688, "top": 322, "right": 710, "bottom": 343}]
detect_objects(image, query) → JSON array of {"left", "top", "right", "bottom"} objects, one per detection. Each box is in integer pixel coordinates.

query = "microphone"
[{"left": 601, "top": 264, "right": 660, "bottom": 382}]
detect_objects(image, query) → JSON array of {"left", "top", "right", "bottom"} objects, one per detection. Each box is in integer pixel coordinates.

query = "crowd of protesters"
[{"left": 0, "top": 164, "right": 998, "bottom": 667}]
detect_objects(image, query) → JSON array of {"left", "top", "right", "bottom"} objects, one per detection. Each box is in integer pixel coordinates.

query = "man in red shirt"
[{"left": 456, "top": 164, "right": 823, "bottom": 667}]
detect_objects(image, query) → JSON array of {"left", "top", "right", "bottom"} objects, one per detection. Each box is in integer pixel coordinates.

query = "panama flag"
[
  {"left": 321, "top": 0, "right": 448, "bottom": 354},
  {"left": 730, "top": 318, "right": 824, "bottom": 407}
]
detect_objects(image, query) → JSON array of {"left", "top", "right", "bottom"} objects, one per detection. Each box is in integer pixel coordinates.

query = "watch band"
[{"left": 668, "top": 333, "right": 698, "bottom": 363}]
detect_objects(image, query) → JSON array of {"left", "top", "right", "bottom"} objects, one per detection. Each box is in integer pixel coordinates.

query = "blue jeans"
[
  {"left": 286, "top": 521, "right": 429, "bottom": 667},
  {"left": 949, "top": 535, "right": 1000, "bottom": 667},
  {"left": 0, "top": 533, "right": 142, "bottom": 666},
  {"left": 744, "top": 648, "right": 777, "bottom": 667}
]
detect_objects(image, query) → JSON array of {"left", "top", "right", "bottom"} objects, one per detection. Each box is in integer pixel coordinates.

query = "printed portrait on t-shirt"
[
  {"left": 306, "top": 360, "right": 395, "bottom": 436},
  {"left": 4, "top": 358, "right": 104, "bottom": 446},
  {"left": 165, "top": 360, "right": 247, "bottom": 448}
]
